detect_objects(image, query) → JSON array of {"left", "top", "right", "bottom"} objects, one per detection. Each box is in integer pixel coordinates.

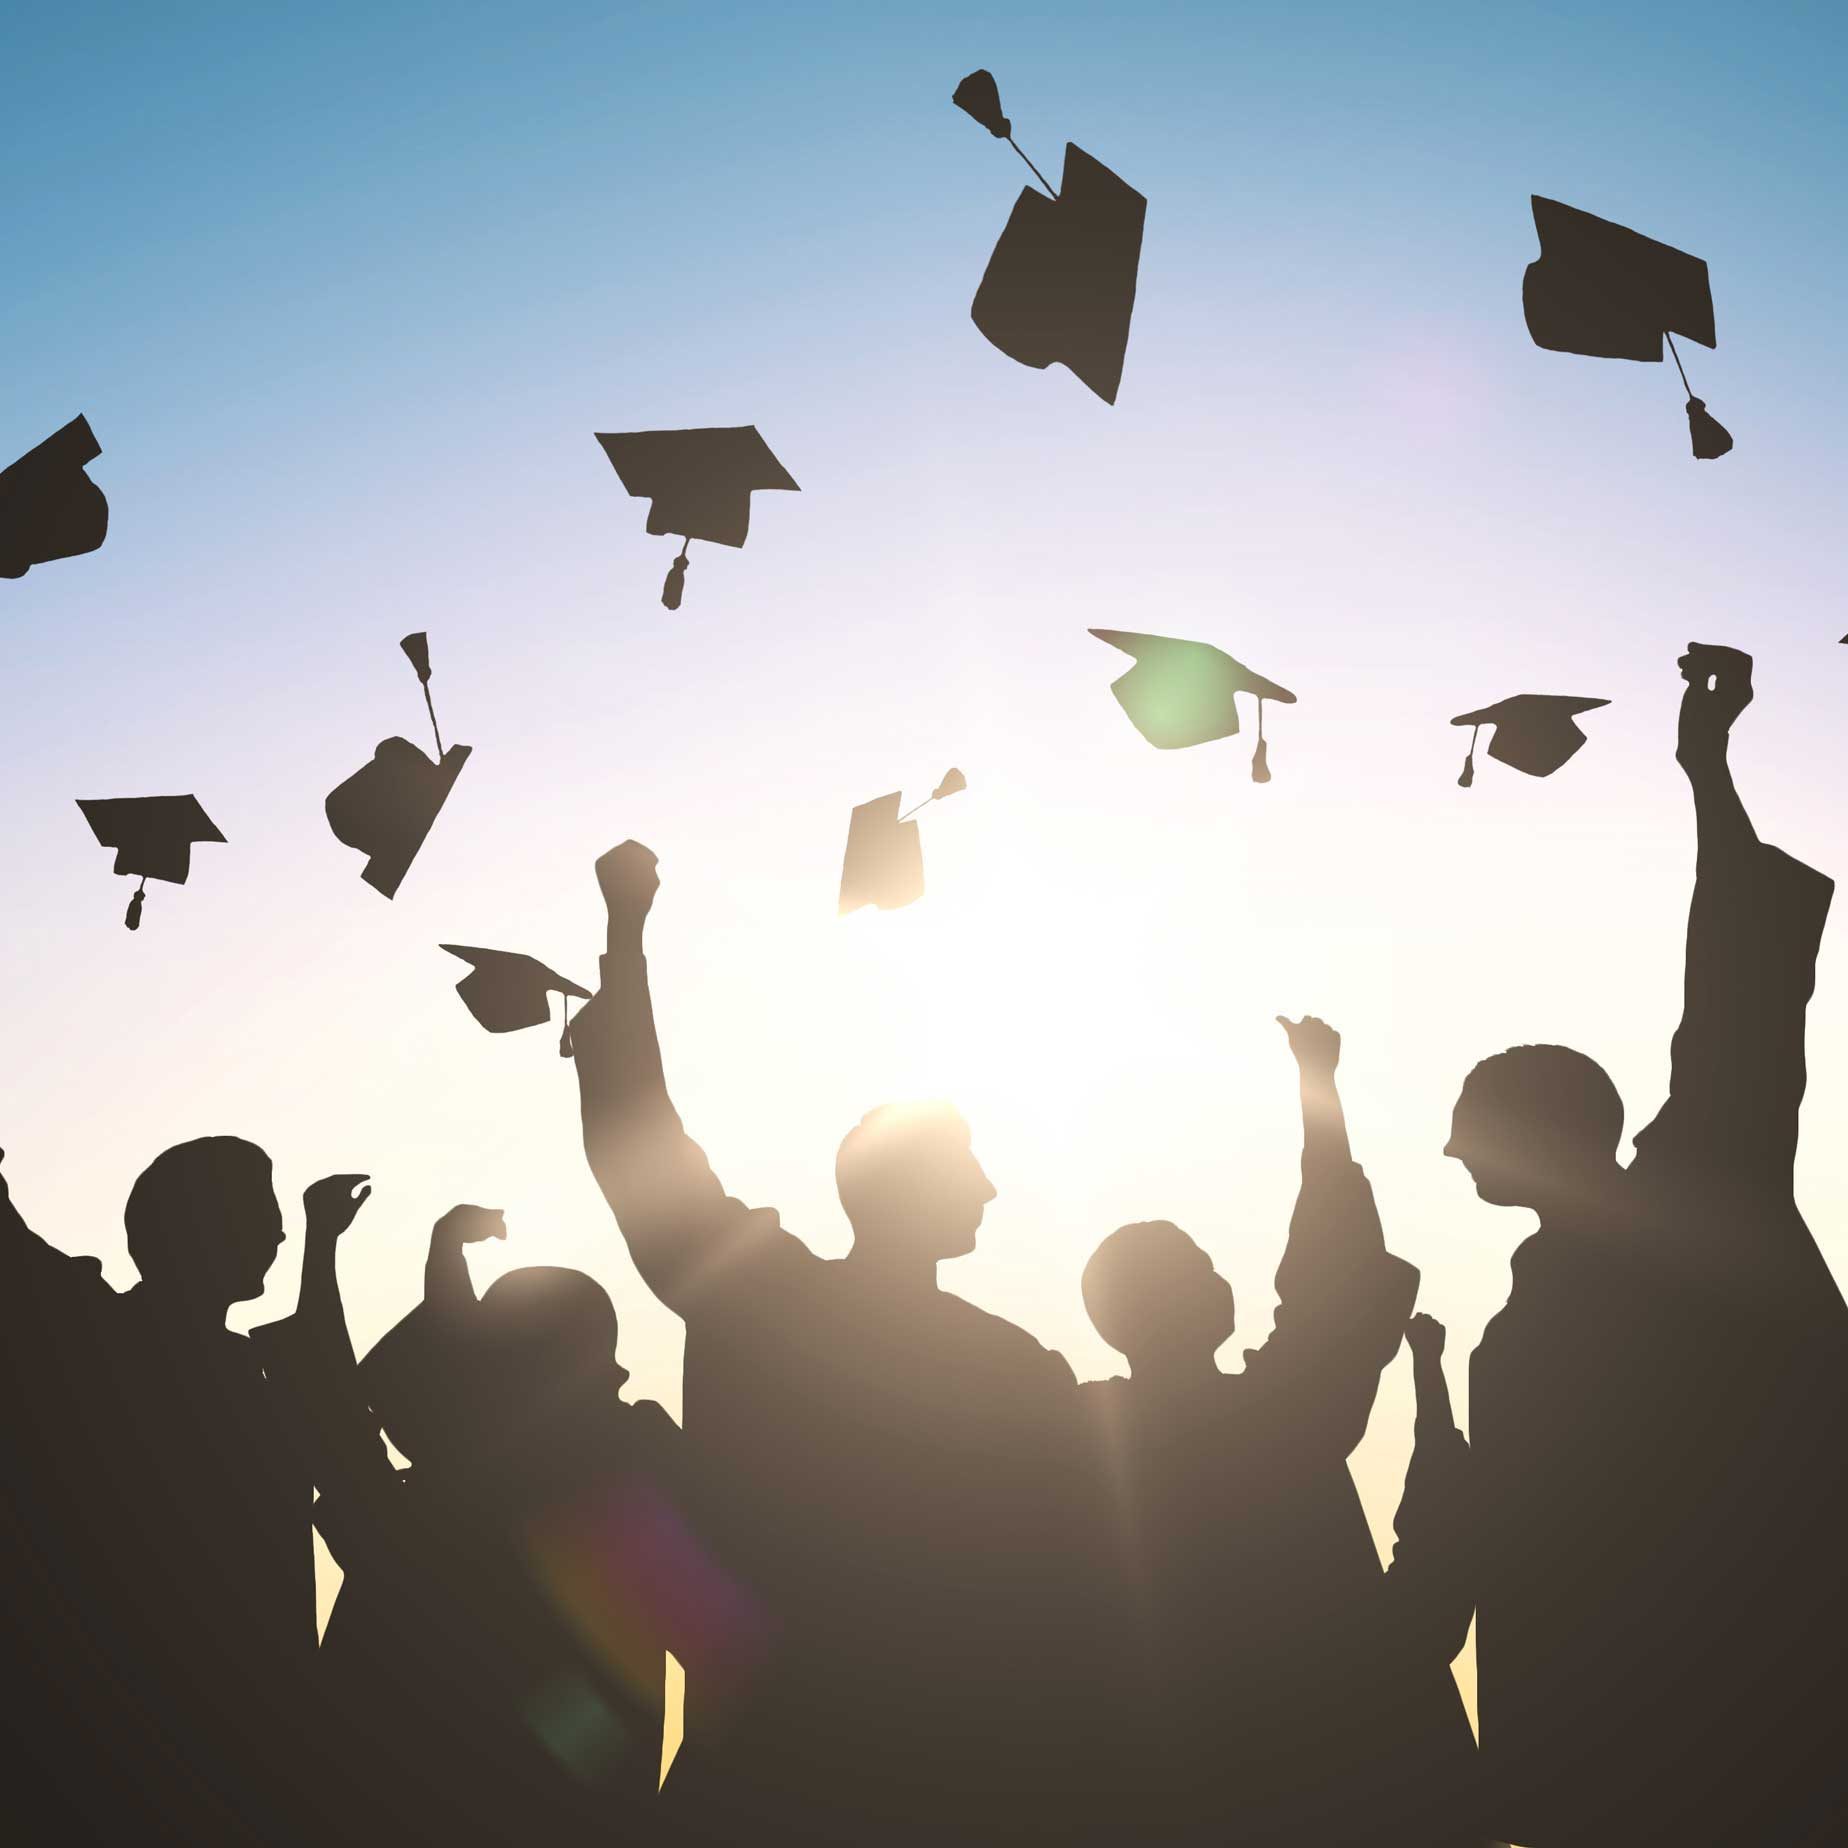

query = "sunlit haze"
[{"left": 8, "top": 2, "right": 1848, "bottom": 1750}]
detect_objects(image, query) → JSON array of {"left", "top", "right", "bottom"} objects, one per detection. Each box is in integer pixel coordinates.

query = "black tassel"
[
  {"left": 1251, "top": 698, "right": 1271, "bottom": 783},
  {"left": 662, "top": 545, "right": 689, "bottom": 611},
  {"left": 1458, "top": 725, "right": 1478, "bottom": 788},
  {"left": 125, "top": 879, "right": 146, "bottom": 930},
  {"left": 952, "top": 71, "right": 1011, "bottom": 139},
  {"left": 558, "top": 1001, "right": 575, "bottom": 1060},
  {"left": 1685, "top": 397, "right": 1733, "bottom": 461}
]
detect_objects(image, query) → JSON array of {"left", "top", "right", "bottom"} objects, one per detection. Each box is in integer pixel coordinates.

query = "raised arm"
[
  {"left": 1635, "top": 646, "right": 1836, "bottom": 1301},
  {"left": 1243, "top": 1022, "right": 1418, "bottom": 1458},
  {"left": 573, "top": 843, "right": 773, "bottom": 1313},
  {"left": 0, "top": 1144, "right": 111, "bottom": 1313},
  {"left": 1378, "top": 1314, "right": 1475, "bottom": 1669},
  {"left": 257, "top": 1174, "right": 396, "bottom": 1508},
  {"left": 423, "top": 1204, "right": 504, "bottom": 1317}
]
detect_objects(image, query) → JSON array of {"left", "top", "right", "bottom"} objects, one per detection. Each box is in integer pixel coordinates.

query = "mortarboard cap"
[
  {"left": 1523, "top": 197, "right": 1731, "bottom": 458},
  {"left": 839, "top": 793, "right": 924, "bottom": 916},
  {"left": 325, "top": 633, "right": 471, "bottom": 897},
  {"left": 1091, "top": 629, "right": 1296, "bottom": 782},
  {"left": 956, "top": 73, "right": 1144, "bottom": 405},
  {"left": 1452, "top": 694, "right": 1610, "bottom": 786},
  {"left": 441, "top": 944, "right": 591, "bottom": 1057},
  {"left": 594, "top": 426, "right": 799, "bottom": 610},
  {"left": 77, "top": 794, "right": 225, "bottom": 930},
  {"left": 838, "top": 771, "right": 967, "bottom": 916},
  {"left": 2, "top": 416, "right": 108, "bottom": 580}
]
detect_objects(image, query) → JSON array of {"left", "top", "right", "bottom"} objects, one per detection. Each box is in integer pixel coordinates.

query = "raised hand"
[
  {"left": 596, "top": 841, "right": 660, "bottom": 930},
  {"left": 1677, "top": 642, "right": 1753, "bottom": 760},
  {"left": 304, "top": 1173, "right": 372, "bottom": 1240},
  {"left": 1405, "top": 1311, "right": 1447, "bottom": 1363},
  {"left": 432, "top": 1204, "right": 506, "bottom": 1245},
  {"left": 1276, "top": 1015, "right": 1341, "bottom": 1076}
]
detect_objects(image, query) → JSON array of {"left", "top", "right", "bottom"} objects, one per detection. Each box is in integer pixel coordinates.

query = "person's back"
[
  {"left": 572, "top": 842, "right": 1088, "bottom": 1844},
  {"left": 1075, "top": 1019, "right": 1479, "bottom": 1846},
  {"left": 319, "top": 1225, "right": 689, "bottom": 1847},
  {"left": 1455, "top": 646, "right": 1848, "bottom": 1845}
]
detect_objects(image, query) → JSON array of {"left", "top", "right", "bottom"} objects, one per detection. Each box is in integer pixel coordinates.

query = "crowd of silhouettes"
[{"left": 4, "top": 645, "right": 1846, "bottom": 1844}]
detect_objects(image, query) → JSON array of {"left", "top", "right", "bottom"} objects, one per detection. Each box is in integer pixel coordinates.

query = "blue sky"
[{"left": 8, "top": 5, "right": 1848, "bottom": 1691}]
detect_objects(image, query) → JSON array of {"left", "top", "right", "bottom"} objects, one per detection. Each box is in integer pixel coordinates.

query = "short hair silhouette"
[
  {"left": 1454, "top": 1044, "right": 1625, "bottom": 1157},
  {"left": 834, "top": 1101, "right": 994, "bottom": 1256},
  {"left": 123, "top": 1136, "right": 281, "bottom": 1299},
  {"left": 480, "top": 1265, "right": 620, "bottom": 1364},
  {"left": 1082, "top": 1219, "right": 1236, "bottom": 1361}
]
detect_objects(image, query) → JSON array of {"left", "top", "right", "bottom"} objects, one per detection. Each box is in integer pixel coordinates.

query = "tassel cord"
[
  {"left": 421, "top": 684, "right": 444, "bottom": 758},
  {"left": 1665, "top": 331, "right": 1694, "bottom": 399},
  {"left": 1008, "top": 137, "right": 1058, "bottom": 200}
]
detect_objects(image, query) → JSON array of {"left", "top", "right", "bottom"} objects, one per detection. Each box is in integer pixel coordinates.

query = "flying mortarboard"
[
  {"left": 1452, "top": 695, "right": 1610, "bottom": 787},
  {"left": 325, "top": 633, "right": 472, "bottom": 898},
  {"left": 441, "top": 945, "right": 591, "bottom": 1057},
  {"left": 838, "top": 770, "right": 968, "bottom": 916},
  {"left": 77, "top": 794, "right": 225, "bottom": 930},
  {"left": 595, "top": 426, "right": 799, "bottom": 610},
  {"left": 954, "top": 71, "right": 1145, "bottom": 405},
  {"left": 1523, "top": 196, "right": 1732, "bottom": 459},
  {"left": 2, "top": 416, "right": 108, "bottom": 580},
  {"left": 1090, "top": 629, "right": 1296, "bottom": 782}
]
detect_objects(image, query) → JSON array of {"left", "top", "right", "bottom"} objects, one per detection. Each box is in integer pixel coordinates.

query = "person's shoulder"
[
  {"left": 621, "top": 1396, "right": 683, "bottom": 1447},
  {"left": 948, "top": 1294, "right": 1077, "bottom": 1383}
]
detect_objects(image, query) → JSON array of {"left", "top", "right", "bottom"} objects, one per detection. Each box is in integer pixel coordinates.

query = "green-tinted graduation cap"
[
  {"left": 441, "top": 944, "right": 591, "bottom": 1057},
  {"left": 594, "top": 426, "right": 800, "bottom": 609},
  {"left": 77, "top": 794, "right": 225, "bottom": 930},
  {"left": 1090, "top": 629, "right": 1296, "bottom": 782},
  {"left": 1452, "top": 694, "right": 1610, "bottom": 786},
  {"left": 2, "top": 415, "right": 108, "bottom": 580},
  {"left": 1523, "top": 197, "right": 1732, "bottom": 458}
]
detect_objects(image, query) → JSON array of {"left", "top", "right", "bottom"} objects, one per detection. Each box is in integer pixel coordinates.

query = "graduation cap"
[
  {"left": 2, "top": 416, "right": 108, "bottom": 580},
  {"left": 954, "top": 71, "right": 1145, "bottom": 405},
  {"left": 325, "top": 632, "right": 472, "bottom": 898},
  {"left": 77, "top": 794, "right": 225, "bottom": 930},
  {"left": 594, "top": 426, "right": 799, "bottom": 609},
  {"left": 1090, "top": 629, "right": 1296, "bottom": 782},
  {"left": 838, "top": 771, "right": 967, "bottom": 916},
  {"left": 1452, "top": 695, "right": 1610, "bottom": 787},
  {"left": 441, "top": 945, "right": 591, "bottom": 1057},
  {"left": 1523, "top": 197, "right": 1732, "bottom": 459}
]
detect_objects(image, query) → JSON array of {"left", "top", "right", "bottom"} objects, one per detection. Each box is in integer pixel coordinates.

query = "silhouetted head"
[
  {"left": 1082, "top": 1221, "right": 1237, "bottom": 1373},
  {"left": 480, "top": 1266, "right": 628, "bottom": 1414},
  {"left": 1446, "top": 1045, "right": 1625, "bottom": 1211},
  {"left": 835, "top": 1101, "right": 996, "bottom": 1266},
  {"left": 124, "top": 1137, "right": 283, "bottom": 1310}
]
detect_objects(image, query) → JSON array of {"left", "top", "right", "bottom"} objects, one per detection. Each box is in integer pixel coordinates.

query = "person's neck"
[
  {"left": 136, "top": 1276, "right": 232, "bottom": 1331},
  {"left": 844, "top": 1236, "right": 940, "bottom": 1295},
  {"left": 1128, "top": 1348, "right": 1223, "bottom": 1400},
  {"left": 1528, "top": 1162, "right": 1628, "bottom": 1237}
]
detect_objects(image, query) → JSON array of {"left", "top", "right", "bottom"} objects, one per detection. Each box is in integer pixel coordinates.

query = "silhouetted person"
[
  {"left": 0, "top": 1141, "right": 377, "bottom": 1844},
  {"left": 318, "top": 1205, "right": 691, "bottom": 1846},
  {"left": 1453, "top": 645, "right": 1848, "bottom": 1845},
  {"left": 1079, "top": 1018, "right": 1481, "bottom": 1845},
  {"left": 572, "top": 841, "right": 1091, "bottom": 1845}
]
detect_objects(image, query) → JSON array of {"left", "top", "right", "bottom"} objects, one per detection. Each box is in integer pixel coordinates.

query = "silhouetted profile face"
[
  {"left": 124, "top": 1136, "right": 283, "bottom": 1308},
  {"left": 835, "top": 1102, "right": 997, "bottom": 1265},
  {"left": 1082, "top": 1221, "right": 1237, "bottom": 1371},
  {"left": 1446, "top": 1045, "right": 1625, "bottom": 1211}
]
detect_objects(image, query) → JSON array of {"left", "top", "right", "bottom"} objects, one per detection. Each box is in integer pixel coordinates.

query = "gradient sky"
[{"left": 8, "top": 0, "right": 1848, "bottom": 1731}]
